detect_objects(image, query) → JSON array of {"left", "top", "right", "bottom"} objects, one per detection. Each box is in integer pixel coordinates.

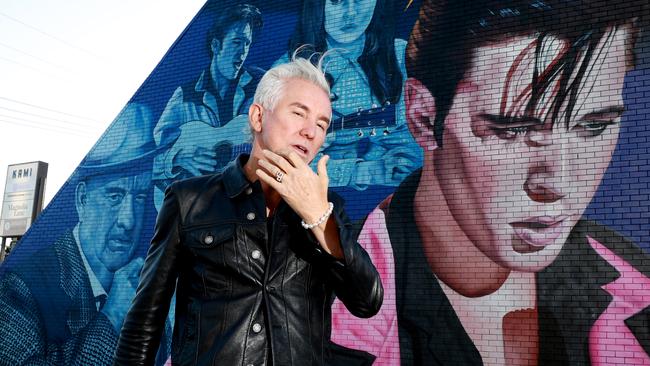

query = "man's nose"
[
  {"left": 116, "top": 194, "right": 135, "bottom": 230},
  {"left": 524, "top": 130, "right": 569, "bottom": 203},
  {"left": 301, "top": 121, "right": 316, "bottom": 139}
]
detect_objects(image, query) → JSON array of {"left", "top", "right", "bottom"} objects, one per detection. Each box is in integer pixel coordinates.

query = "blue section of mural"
[{"left": 0, "top": 0, "right": 648, "bottom": 364}]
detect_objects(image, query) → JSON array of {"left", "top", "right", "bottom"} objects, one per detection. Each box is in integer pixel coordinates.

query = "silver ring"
[{"left": 275, "top": 170, "right": 284, "bottom": 183}]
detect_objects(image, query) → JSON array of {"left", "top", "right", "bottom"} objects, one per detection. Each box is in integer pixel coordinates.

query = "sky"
[{"left": 0, "top": 0, "right": 206, "bottom": 207}]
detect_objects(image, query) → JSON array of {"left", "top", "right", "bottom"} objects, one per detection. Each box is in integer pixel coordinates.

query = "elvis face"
[
  {"left": 324, "top": 0, "right": 377, "bottom": 45},
  {"left": 423, "top": 27, "right": 629, "bottom": 271},
  {"left": 212, "top": 21, "right": 253, "bottom": 81}
]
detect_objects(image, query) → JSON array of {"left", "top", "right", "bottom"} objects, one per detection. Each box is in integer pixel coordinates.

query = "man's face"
[
  {"left": 77, "top": 172, "right": 150, "bottom": 272},
  {"left": 428, "top": 28, "right": 628, "bottom": 272},
  {"left": 213, "top": 22, "right": 253, "bottom": 81},
  {"left": 254, "top": 78, "right": 331, "bottom": 163},
  {"left": 325, "top": 0, "right": 377, "bottom": 44}
]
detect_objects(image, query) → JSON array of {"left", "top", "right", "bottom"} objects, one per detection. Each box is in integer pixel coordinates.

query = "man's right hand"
[{"left": 101, "top": 257, "right": 144, "bottom": 333}]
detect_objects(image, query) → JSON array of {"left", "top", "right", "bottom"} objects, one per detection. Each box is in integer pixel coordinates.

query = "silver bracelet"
[{"left": 301, "top": 202, "right": 334, "bottom": 229}]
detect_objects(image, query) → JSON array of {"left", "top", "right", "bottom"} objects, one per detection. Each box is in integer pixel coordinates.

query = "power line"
[
  {"left": 0, "top": 56, "right": 44, "bottom": 73},
  {"left": 0, "top": 96, "right": 101, "bottom": 124},
  {"left": 0, "top": 11, "right": 98, "bottom": 59},
  {"left": 0, "top": 41, "right": 70, "bottom": 72},
  {"left": 0, "top": 113, "right": 96, "bottom": 134},
  {"left": 0, "top": 118, "right": 93, "bottom": 138},
  {"left": 0, "top": 106, "right": 97, "bottom": 130}
]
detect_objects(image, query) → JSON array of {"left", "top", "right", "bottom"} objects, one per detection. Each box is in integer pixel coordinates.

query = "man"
[
  {"left": 0, "top": 104, "right": 167, "bottom": 365},
  {"left": 115, "top": 56, "right": 383, "bottom": 365},
  {"left": 331, "top": 1, "right": 650, "bottom": 365},
  {"left": 153, "top": 3, "right": 264, "bottom": 205}
]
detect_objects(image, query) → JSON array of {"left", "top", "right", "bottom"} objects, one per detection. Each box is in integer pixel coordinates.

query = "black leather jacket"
[{"left": 115, "top": 155, "right": 383, "bottom": 366}]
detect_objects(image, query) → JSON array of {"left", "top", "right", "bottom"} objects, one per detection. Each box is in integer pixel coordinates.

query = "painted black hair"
[
  {"left": 288, "top": 0, "right": 403, "bottom": 105},
  {"left": 205, "top": 3, "right": 263, "bottom": 56},
  {"left": 406, "top": 0, "right": 646, "bottom": 146}
]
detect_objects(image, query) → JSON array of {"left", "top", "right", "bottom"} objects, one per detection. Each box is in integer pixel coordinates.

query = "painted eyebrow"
[
  {"left": 580, "top": 105, "right": 625, "bottom": 120},
  {"left": 479, "top": 113, "right": 543, "bottom": 126},
  {"left": 104, "top": 186, "right": 127, "bottom": 195}
]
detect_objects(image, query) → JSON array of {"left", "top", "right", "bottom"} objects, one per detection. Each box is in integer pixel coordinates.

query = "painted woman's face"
[
  {"left": 433, "top": 27, "right": 629, "bottom": 272},
  {"left": 324, "top": 0, "right": 377, "bottom": 44}
]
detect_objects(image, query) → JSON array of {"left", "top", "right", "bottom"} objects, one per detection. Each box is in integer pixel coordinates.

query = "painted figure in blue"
[
  {"left": 276, "top": 0, "right": 423, "bottom": 190},
  {"left": 0, "top": 104, "right": 170, "bottom": 365},
  {"left": 153, "top": 3, "right": 264, "bottom": 209}
]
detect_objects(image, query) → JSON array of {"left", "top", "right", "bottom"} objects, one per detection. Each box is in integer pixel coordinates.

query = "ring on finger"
[{"left": 275, "top": 170, "right": 284, "bottom": 183}]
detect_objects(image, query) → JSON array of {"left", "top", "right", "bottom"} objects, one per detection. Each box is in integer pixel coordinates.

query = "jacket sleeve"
[
  {"left": 290, "top": 192, "right": 384, "bottom": 318},
  {"left": 0, "top": 271, "right": 119, "bottom": 365},
  {"left": 114, "top": 185, "right": 183, "bottom": 365}
]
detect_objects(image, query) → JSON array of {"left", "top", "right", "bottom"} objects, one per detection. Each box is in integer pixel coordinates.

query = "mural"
[{"left": 0, "top": 0, "right": 648, "bottom": 365}]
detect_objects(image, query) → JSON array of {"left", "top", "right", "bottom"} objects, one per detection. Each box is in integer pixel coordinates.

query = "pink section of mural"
[
  {"left": 587, "top": 237, "right": 650, "bottom": 365},
  {"left": 331, "top": 200, "right": 400, "bottom": 365}
]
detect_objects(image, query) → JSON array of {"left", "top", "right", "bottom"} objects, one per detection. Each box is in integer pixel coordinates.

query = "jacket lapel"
[{"left": 54, "top": 232, "right": 97, "bottom": 335}]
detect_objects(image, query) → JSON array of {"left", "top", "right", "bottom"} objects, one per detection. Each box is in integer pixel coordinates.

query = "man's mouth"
[
  {"left": 510, "top": 216, "right": 568, "bottom": 253},
  {"left": 108, "top": 238, "right": 132, "bottom": 251},
  {"left": 292, "top": 144, "right": 309, "bottom": 156}
]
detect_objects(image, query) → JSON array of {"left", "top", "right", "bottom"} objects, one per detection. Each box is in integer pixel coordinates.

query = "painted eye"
[
  {"left": 572, "top": 121, "right": 613, "bottom": 138},
  {"left": 106, "top": 193, "right": 124, "bottom": 205},
  {"left": 490, "top": 126, "right": 531, "bottom": 140},
  {"left": 135, "top": 194, "right": 147, "bottom": 205}
]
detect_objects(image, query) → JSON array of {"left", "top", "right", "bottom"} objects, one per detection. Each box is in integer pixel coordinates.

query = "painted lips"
[
  {"left": 510, "top": 216, "right": 568, "bottom": 252},
  {"left": 108, "top": 238, "right": 133, "bottom": 251}
]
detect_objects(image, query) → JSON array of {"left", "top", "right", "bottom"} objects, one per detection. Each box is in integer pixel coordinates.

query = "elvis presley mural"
[{"left": 0, "top": 0, "right": 648, "bottom": 365}]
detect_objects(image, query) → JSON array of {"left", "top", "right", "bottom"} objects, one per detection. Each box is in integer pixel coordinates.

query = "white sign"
[{"left": 0, "top": 162, "right": 47, "bottom": 237}]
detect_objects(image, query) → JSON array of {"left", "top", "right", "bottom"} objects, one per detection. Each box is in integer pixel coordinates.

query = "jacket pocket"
[
  {"left": 182, "top": 224, "right": 235, "bottom": 297},
  {"left": 183, "top": 223, "right": 235, "bottom": 249}
]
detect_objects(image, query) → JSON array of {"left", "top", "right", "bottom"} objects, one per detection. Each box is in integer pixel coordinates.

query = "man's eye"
[
  {"left": 293, "top": 111, "right": 305, "bottom": 118},
  {"left": 489, "top": 126, "right": 531, "bottom": 140},
  {"left": 572, "top": 121, "right": 613, "bottom": 138},
  {"left": 329, "top": 0, "right": 342, "bottom": 4},
  {"left": 106, "top": 193, "right": 124, "bottom": 204},
  {"left": 135, "top": 194, "right": 147, "bottom": 204}
]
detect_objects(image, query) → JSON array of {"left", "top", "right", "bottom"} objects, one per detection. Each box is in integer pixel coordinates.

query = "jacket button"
[
  {"left": 204, "top": 235, "right": 214, "bottom": 245},
  {"left": 251, "top": 250, "right": 261, "bottom": 259},
  {"left": 247, "top": 212, "right": 256, "bottom": 220},
  {"left": 245, "top": 186, "right": 253, "bottom": 195},
  {"left": 252, "top": 323, "right": 262, "bottom": 333}
]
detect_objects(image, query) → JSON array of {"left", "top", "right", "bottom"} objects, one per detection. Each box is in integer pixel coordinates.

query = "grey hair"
[{"left": 253, "top": 48, "right": 331, "bottom": 111}]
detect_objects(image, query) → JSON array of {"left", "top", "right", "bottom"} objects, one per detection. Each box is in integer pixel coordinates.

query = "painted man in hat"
[{"left": 0, "top": 103, "right": 168, "bottom": 365}]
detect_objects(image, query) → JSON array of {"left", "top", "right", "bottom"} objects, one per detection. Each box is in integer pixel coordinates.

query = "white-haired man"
[{"left": 114, "top": 56, "right": 383, "bottom": 366}]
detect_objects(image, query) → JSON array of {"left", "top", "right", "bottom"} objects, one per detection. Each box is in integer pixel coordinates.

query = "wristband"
[{"left": 301, "top": 202, "right": 334, "bottom": 229}]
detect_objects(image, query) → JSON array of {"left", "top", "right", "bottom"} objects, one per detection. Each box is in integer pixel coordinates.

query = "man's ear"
[
  {"left": 405, "top": 78, "right": 437, "bottom": 151},
  {"left": 248, "top": 103, "right": 264, "bottom": 133},
  {"left": 75, "top": 181, "right": 87, "bottom": 222},
  {"left": 210, "top": 38, "right": 221, "bottom": 55}
]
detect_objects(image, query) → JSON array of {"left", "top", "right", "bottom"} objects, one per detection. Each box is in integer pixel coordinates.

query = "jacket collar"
[
  {"left": 195, "top": 69, "right": 253, "bottom": 124},
  {"left": 222, "top": 154, "right": 253, "bottom": 199}
]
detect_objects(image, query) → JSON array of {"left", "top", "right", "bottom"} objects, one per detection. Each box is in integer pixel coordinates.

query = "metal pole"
[{"left": 0, "top": 237, "right": 6, "bottom": 263}]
